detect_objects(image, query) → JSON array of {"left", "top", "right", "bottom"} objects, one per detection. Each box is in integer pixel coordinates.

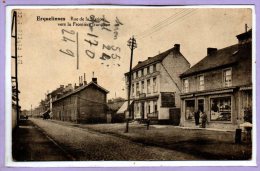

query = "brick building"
[
  {"left": 52, "top": 78, "right": 109, "bottom": 123},
  {"left": 179, "top": 30, "right": 252, "bottom": 130},
  {"left": 124, "top": 44, "right": 190, "bottom": 123}
]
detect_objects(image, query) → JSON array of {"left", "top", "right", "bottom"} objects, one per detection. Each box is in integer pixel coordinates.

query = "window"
[
  {"left": 147, "top": 79, "right": 151, "bottom": 94},
  {"left": 132, "top": 84, "right": 134, "bottom": 96},
  {"left": 185, "top": 100, "right": 195, "bottom": 120},
  {"left": 141, "top": 69, "right": 144, "bottom": 76},
  {"left": 153, "top": 77, "right": 157, "bottom": 93},
  {"left": 153, "top": 64, "right": 157, "bottom": 72},
  {"left": 138, "top": 70, "right": 141, "bottom": 78},
  {"left": 154, "top": 100, "right": 158, "bottom": 113},
  {"left": 147, "top": 101, "right": 151, "bottom": 114},
  {"left": 147, "top": 66, "right": 150, "bottom": 74},
  {"left": 141, "top": 81, "right": 145, "bottom": 94},
  {"left": 210, "top": 96, "right": 231, "bottom": 121},
  {"left": 136, "top": 82, "right": 140, "bottom": 96},
  {"left": 198, "top": 75, "right": 204, "bottom": 91},
  {"left": 223, "top": 69, "right": 232, "bottom": 87},
  {"left": 183, "top": 79, "right": 189, "bottom": 93}
]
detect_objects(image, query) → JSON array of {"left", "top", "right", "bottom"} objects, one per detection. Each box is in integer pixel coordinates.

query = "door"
[
  {"left": 141, "top": 102, "right": 145, "bottom": 119},
  {"left": 198, "top": 99, "right": 204, "bottom": 112}
]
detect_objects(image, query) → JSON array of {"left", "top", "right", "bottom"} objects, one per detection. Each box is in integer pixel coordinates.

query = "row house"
[
  {"left": 124, "top": 44, "right": 190, "bottom": 123},
  {"left": 52, "top": 77, "right": 109, "bottom": 123},
  {"left": 179, "top": 30, "right": 252, "bottom": 130}
]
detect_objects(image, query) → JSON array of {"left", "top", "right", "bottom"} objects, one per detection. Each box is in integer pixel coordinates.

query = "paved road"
[
  {"left": 12, "top": 119, "right": 73, "bottom": 161},
  {"left": 25, "top": 118, "right": 201, "bottom": 161}
]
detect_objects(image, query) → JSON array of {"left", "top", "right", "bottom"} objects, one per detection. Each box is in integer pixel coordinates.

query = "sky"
[{"left": 11, "top": 7, "right": 252, "bottom": 110}]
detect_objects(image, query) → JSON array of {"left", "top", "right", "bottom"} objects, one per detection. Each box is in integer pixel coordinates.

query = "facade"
[
  {"left": 52, "top": 78, "right": 109, "bottom": 123},
  {"left": 125, "top": 44, "right": 190, "bottom": 123},
  {"left": 179, "top": 30, "right": 252, "bottom": 130}
]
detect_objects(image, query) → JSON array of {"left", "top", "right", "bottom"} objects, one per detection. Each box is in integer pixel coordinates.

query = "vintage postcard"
[{"left": 6, "top": 6, "right": 255, "bottom": 167}]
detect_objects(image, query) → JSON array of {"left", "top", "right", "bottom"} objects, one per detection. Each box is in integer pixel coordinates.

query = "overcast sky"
[{"left": 12, "top": 7, "right": 252, "bottom": 110}]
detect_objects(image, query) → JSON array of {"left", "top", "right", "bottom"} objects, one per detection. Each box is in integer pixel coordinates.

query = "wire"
[
  {"left": 136, "top": 9, "right": 188, "bottom": 37},
  {"left": 139, "top": 9, "right": 197, "bottom": 39}
]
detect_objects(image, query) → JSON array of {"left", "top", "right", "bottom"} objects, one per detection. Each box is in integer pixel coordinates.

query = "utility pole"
[
  {"left": 125, "top": 36, "right": 137, "bottom": 133},
  {"left": 11, "top": 11, "right": 20, "bottom": 125}
]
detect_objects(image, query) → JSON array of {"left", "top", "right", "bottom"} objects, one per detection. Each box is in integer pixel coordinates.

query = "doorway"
[
  {"left": 198, "top": 99, "right": 204, "bottom": 112},
  {"left": 141, "top": 102, "right": 145, "bottom": 119}
]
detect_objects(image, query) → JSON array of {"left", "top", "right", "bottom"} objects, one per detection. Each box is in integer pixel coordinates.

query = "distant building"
[
  {"left": 52, "top": 77, "right": 109, "bottom": 123},
  {"left": 107, "top": 97, "right": 126, "bottom": 123},
  {"left": 179, "top": 30, "right": 252, "bottom": 130},
  {"left": 124, "top": 44, "right": 190, "bottom": 123}
]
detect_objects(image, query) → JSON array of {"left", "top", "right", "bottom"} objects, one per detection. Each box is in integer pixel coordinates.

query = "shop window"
[
  {"left": 185, "top": 100, "right": 195, "bottom": 120},
  {"left": 223, "top": 69, "right": 232, "bottom": 87},
  {"left": 210, "top": 96, "right": 231, "bottom": 121}
]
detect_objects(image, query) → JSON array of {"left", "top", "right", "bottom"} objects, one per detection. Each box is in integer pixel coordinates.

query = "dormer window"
[{"left": 223, "top": 69, "right": 232, "bottom": 87}]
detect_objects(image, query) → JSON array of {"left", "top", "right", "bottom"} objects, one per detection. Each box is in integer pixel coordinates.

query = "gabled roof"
[
  {"left": 132, "top": 48, "right": 174, "bottom": 72},
  {"left": 53, "top": 81, "right": 109, "bottom": 103},
  {"left": 127, "top": 45, "right": 190, "bottom": 75},
  {"left": 180, "top": 44, "right": 239, "bottom": 78}
]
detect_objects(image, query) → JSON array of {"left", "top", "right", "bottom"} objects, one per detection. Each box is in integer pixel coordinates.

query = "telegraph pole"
[{"left": 125, "top": 36, "right": 137, "bottom": 133}]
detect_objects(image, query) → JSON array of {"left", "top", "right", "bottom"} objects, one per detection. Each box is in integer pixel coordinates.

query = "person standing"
[
  {"left": 201, "top": 112, "right": 208, "bottom": 128},
  {"left": 194, "top": 110, "right": 200, "bottom": 126}
]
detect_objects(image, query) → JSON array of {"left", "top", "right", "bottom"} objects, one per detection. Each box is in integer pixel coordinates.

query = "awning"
[{"left": 116, "top": 100, "right": 133, "bottom": 114}]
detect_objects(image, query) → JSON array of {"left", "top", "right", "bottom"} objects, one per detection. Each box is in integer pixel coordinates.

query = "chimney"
[
  {"left": 84, "top": 73, "right": 87, "bottom": 85},
  {"left": 138, "top": 61, "right": 142, "bottom": 64},
  {"left": 74, "top": 83, "right": 78, "bottom": 89},
  {"left": 148, "top": 57, "right": 152, "bottom": 59},
  {"left": 92, "top": 77, "right": 97, "bottom": 84},
  {"left": 60, "top": 85, "right": 64, "bottom": 88},
  {"left": 174, "top": 44, "right": 180, "bottom": 52},
  {"left": 207, "top": 48, "right": 217, "bottom": 56}
]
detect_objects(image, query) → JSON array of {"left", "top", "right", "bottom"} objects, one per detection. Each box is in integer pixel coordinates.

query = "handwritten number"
[
  {"left": 100, "top": 53, "right": 111, "bottom": 60},
  {"left": 85, "top": 50, "right": 95, "bottom": 59},
  {"left": 62, "top": 36, "right": 75, "bottom": 43},
  {"left": 60, "top": 49, "right": 74, "bottom": 57},
  {"left": 61, "top": 29, "right": 75, "bottom": 35}
]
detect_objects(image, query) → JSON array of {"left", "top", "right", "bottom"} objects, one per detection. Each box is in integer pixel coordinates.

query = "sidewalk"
[
  {"left": 45, "top": 118, "right": 252, "bottom": 160},
  {"left": 12, "top": 119, "right": 74, "bottom": 161}
]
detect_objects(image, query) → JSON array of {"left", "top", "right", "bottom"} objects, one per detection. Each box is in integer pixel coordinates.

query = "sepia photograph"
[{"left": 7, "top": 6, "right": 254, "bottom": 165}]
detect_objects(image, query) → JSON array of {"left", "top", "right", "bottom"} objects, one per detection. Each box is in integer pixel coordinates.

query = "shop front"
[{"left": 181, "top": 90, "right": 239, "bottom": 130}]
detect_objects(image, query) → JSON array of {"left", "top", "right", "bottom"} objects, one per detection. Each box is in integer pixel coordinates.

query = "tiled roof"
[
  {"left": 129, "top": 47, "right": 179, "bottom": 73},
  {"left": 180, "top": 44, "right": 240, "bottom": 77},
  {"left": 53, "top": 82, "right": 109, "bottom": 103}
]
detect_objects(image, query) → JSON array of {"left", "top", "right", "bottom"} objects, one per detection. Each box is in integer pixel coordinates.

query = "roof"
[
  {"left": 116, "top": 100, "right": 133, "bottom": 114},
  {"left": 107, "top": 101, "right": 125, "bottom": 111},
  {"left": 53, "top": 81, "right": 109, "bottom": 103},
  {"left": 180, "top": 44, "right": 240, "bottom": 77},
  {"left": 126, "top": 46, "right": 188, "bottom": 74}
]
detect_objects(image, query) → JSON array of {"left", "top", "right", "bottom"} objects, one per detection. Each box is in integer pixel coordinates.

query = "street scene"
[{"left": 10, "top": 7, "right": 253, "bottom": 162}]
